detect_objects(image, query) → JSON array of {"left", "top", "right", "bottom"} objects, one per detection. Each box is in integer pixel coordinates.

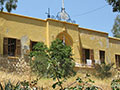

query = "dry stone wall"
[{"left": 0, "top": 56, "right": 30, "bottom": 74}]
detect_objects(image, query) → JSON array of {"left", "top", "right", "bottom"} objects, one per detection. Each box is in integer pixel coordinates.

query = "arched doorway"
[{"left": 56, "top": 31, "right": 73, "bottom": 46}]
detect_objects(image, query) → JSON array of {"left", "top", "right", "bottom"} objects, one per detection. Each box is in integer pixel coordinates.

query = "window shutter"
[
  {"left": 118, "top": 56, "right": 120, "bottom": 67},
  {"left": 16, "top": 39, "right": 21, "bottom": 57},
  {"left": 90, "top": 49, "right": 94, "bottom": 60},
  {"left": 115, "top": 55, "right": 118, "bottom": 67},
  {"left": 82, "top": 49, "right": 85, "bottom": 64},
  {"left": 30, "top": 40, "right": 32, "bottom": 51},
  {"left": 99, "top": 51, "right": 105, "bottom": 64},
  {"left": 90, "top": 49, "right": 94, "bottom": 64},
  {"left": 117, "top": 56, "right": 119, "bottom": 67},
  {"left": 101, "top": 51, "right": 105, "bottom": 64},
  {"left": 3, "top": 38, "right": 8, "bottom": 56},
  {"left": 116, "top": 55, "right": 120, "bottom": 67}
]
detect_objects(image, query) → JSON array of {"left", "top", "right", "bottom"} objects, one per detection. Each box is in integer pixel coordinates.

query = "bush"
[
  {"left": 111, "top": 79, "right": 120, "bottom": 90},
  {"left": 66, "top": 74, "right": 102, "bottom": 90},
  {"left": 94, "top": 63, "right": 114, "bottom": 79},
  {"left": 29, "top": 39, "right": 76, "bottom": 90},
  {"left": 111, "top": 71, "right": 120, "bottom": 90},
  {"left": 0, "top": 80, "right": 38, "bottom": 90}
]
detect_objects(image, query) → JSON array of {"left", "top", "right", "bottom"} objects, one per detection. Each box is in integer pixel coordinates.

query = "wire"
[{"left": 72, "top": 4, "right": 108, "bottom": 18}]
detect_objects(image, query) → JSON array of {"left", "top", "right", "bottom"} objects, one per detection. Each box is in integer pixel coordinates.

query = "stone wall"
[{"left": 0, "top": 56, "right": 30, "bottom": 74}]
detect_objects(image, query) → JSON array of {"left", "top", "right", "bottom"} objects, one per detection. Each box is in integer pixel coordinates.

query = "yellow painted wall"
[
  {"left": 0, "top": 12, "right": 47, "bottom": 54},
  {"left": 79, "top": 28, "right": 110, "bottom": 63},
  {"left": 109, "top": 38, "right": 120, "bottom": 66},
  {"left": 47, "top": 19, "right": 80, "bottom": 63},
  {"left": 0, "top": 12, "right": 120, "bottom": 67}
]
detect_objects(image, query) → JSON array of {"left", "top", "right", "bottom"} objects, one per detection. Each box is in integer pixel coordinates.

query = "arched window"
[{"left": 56, "top": 31, "right": 73, "bottom": 46}]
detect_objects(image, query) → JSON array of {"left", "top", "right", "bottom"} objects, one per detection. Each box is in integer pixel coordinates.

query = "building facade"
[{"left": 0, "top": 12, "right": 120, "bottom": 68}]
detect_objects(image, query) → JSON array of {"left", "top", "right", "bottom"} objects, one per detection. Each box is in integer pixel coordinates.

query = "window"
[
  {"left": 82, "top": 49, "right": 94, "bottom": 64},
  {"left": 99, "top": 50, "right": 105, "bottom": 64},
  {"left": 8, "top": 38, "right": 16, "bottom": 56},
  {"left": 85, "top": 49, "right": 90, "bottom": 60},
  {"left": 30, "top": 41, "right": 38, "bottom": 51},
  {"left": 115, "top": 55, "right": 120, "bottom": 67},
  {"left": 3, "top": 38, "right": 21, "bottom": 56}
]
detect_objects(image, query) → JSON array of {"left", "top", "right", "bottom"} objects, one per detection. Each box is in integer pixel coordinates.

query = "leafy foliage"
[
  {"left": 94, "top": 63, "right": 114, "bottom": 79},
  {"left": 0, "top": 0, "right": 18, "bottom": 12},
  {"left": 30, "top": 55, "right": 49, "bottom": 78},
  {"left": 0, "top": 80, "right": 38, "bottom": 90},
  {"left": 106, "top": 0, "right": 120, "bottom": 12},
  {"left": 48, "top": 39, "right": 75, "bottom": 79},
  {"left": 30, "top": 42, "right": 49, "bottom": 77},
  {"left": 112, "top": 15, "right": 120, "bottom": 38},
  {"left": 67, "top": 74, "right": 101, "bottom": 90},
  {"left": 29, "top": 42, "right": 48, "bottom": 57},
  {"left": 29, "top": 39, "right": 75, "bottom": 90},
  {"left": 111, "top": 71, "right": 120, "bottom": 90},
  {"left": 111, "top": 79, "right": 120, "bottom": 90}
]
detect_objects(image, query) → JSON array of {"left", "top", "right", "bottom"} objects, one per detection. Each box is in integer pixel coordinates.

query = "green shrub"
[
  {"left": 111, "top": 79, "right": 120, "bottom": 90},
  {"left": 0, "top": 80, "right": 38, "bottom": 90},
  {"left": 111, "top": 71, "right": 120, "bottom": 90},
  {"left": 94, "top": 63, "right": 114, "bottom": 79},
  {"left": 66, "top": 74, "right": 102, "bottom": 90},
  {"left": 29, "top": 39, "right": 76, "bottom": 90}
]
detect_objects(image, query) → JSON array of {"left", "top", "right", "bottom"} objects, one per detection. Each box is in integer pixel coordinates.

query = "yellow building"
[{"left": 0, "top": 12, "right": 120, "bottom": 68}]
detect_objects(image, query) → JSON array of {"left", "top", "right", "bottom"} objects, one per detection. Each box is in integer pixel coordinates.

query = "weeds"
[{"left": 94, "top": 63, "right": 114, "bottom": 79}]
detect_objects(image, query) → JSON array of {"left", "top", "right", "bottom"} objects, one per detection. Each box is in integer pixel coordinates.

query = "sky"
[{"left": 10, "top": 0, "right": 119, "bottom": 36}]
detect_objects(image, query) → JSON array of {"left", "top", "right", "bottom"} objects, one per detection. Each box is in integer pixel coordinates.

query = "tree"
[
  {"left": 112, "top": 15, "right": 120, "bottom": 38},
  {"left": 29, "top": 42, "right": 49, "bottom": 78},
  {"left": 30, "top": 39, "right": 75, "bottom": 90},
  {"left": 106, "top": 0, "right": 120, "bottom": 12},
  {"left": 0, "top": 0, "right": 18, "bottom": 12},
  {"left": 48, "top": 39, "right": 75, "bottom": 90}
]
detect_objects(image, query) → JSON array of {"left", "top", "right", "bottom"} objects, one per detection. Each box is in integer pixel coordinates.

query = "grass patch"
[{"left": 0, "top": 68, "right": 117, "bottom": 90}]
